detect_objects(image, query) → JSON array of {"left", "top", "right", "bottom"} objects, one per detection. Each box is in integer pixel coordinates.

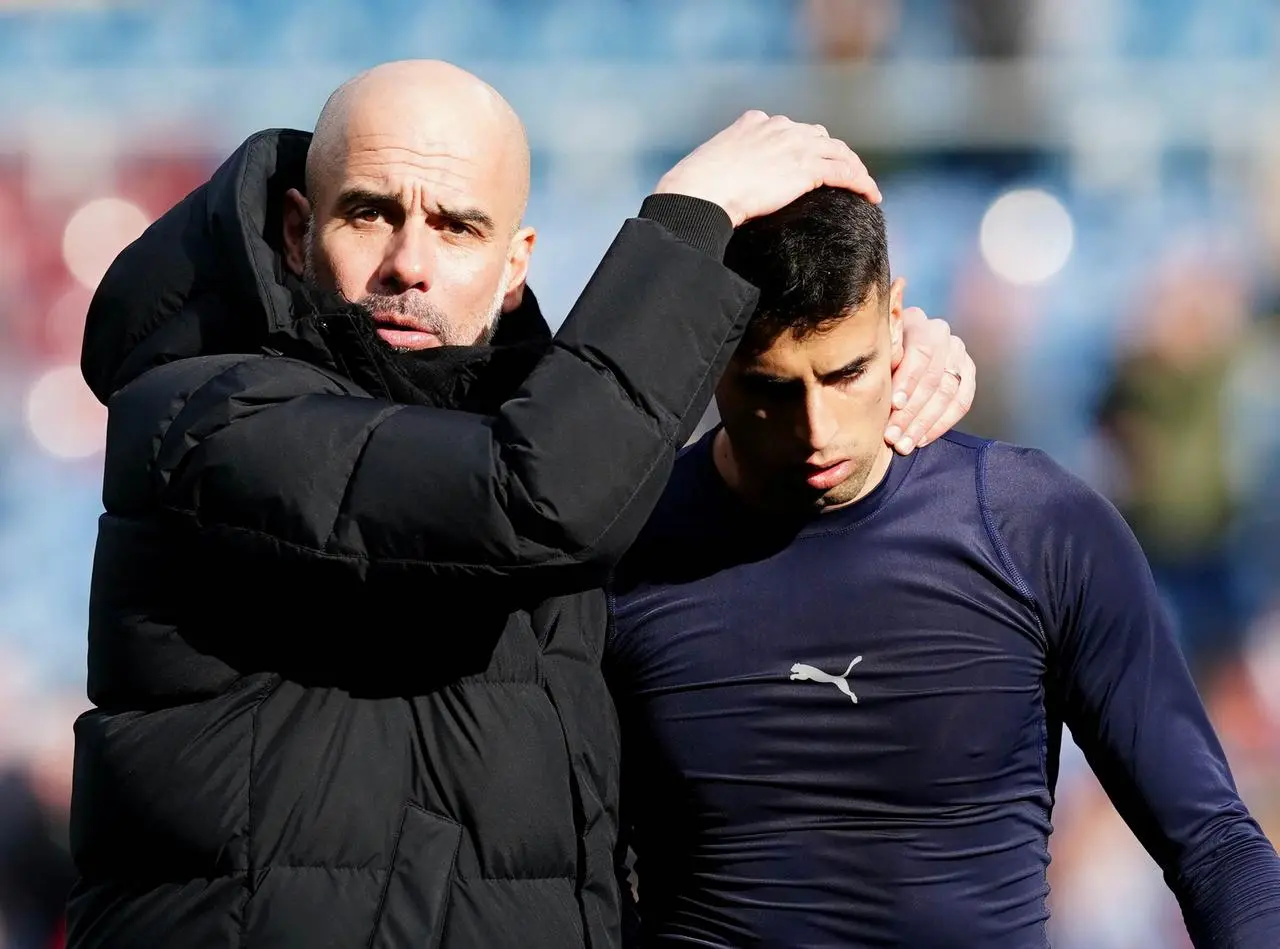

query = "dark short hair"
[{"left": 724, "top": 187, "right": 890, "bottom": 354}]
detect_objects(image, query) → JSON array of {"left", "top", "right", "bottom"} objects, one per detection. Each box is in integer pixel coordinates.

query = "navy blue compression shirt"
[{"left": 606, "top": 429, "right": 1280, "bottom": 948}]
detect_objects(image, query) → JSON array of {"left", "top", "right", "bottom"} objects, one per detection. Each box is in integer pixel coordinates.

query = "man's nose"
[
  {"left": 377, "top": 225, "right": 433, "bottom": 293},
  {"left": 799, "top": 388, "right": 839, "bottom": 452}
]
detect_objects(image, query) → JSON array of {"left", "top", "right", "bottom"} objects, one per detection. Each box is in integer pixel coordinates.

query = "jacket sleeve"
[
  {"left": 982, "top": 443, "right": 1280, "bottom": 949},
  {"left": 107, "top": 203, "right": 758, "bottom": 594}
]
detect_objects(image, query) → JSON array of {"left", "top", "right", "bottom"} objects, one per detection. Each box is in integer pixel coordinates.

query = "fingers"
[
  {"left": 815, "top": 158, "right": 881, "bottom": 205},
  {"left": 885, "top": 307, "right": 932, "bottom": 414},
  {"left": 816, "top": 139, "right": 881, "bottom": 203},
  {"left": 884, "top": 311, "right": 948, "bottom": 453},
  {"left": 763, "top": 116, "right": 880, "bottom": 203},
  {"left": 683, "top": 110, "right": 881, "bottom": 223},
  {"left": 903, "top": 367, "right": 961, "bottom": 451},
  {"left": 745, "top": 113, "right": 881, "bottom": 205},
  {"left": 920, "top": 344, "right": 976, "bottom": 446},
  {"left": 957, "top": 349, "right": 976, "bottom": 417}
]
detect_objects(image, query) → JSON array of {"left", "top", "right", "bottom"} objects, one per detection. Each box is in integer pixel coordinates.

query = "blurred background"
[{"left": 0, "top": 0, "right": 1277, "bottom": 946}]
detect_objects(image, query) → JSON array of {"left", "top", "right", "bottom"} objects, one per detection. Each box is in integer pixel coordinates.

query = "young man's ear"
[
  {"left": 500, "top": 226, "right": 537, "bottom": 314},
  {"left": 888, "top": 276, "right": 906, "bottom": 366},
  {"left": 282, "top": 188, "right": 311, "bottom": 278}
]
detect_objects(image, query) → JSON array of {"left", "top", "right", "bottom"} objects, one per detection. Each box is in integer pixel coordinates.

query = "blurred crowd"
[{"left": 1, "top": 1, "right": 1278, "bottom": 947}]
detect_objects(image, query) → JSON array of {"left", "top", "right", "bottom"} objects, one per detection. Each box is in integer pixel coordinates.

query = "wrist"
[
  {"left": 654, "top": 176, "right": 739, "bottom": 227},
  {"left": 638, "top": 194, "right": 734, "bottom": 259}
]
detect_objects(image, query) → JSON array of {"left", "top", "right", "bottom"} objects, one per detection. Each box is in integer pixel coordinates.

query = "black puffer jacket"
[{"left": 68, "top": 129, "right": 757, "bottom": 949}]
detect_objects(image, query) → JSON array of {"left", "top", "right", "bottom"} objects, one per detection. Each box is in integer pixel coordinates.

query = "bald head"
[
  {"left": 306, "top": 59, "right": 530, "bottom": 225},
  {"left": 281, "top": 60, "right": 539, "bottom": 351}
]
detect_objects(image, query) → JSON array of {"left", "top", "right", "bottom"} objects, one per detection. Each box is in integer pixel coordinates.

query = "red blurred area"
[{"left": 0, "top": 152, "right": 212, "bottom": 366}]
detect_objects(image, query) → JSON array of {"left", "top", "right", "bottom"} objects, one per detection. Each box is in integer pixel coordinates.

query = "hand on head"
[{"left": 655, "top": 110, "right": 882, "bottom": 227}]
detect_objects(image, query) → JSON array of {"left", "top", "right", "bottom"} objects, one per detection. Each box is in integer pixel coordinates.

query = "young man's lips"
[{"left": 804, "top": 460, "right": 853, "bottom": 490}]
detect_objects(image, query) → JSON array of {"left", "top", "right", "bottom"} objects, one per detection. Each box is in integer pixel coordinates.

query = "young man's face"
[{"left": 716, "top": 277, "right": 904, "bottom": 514}]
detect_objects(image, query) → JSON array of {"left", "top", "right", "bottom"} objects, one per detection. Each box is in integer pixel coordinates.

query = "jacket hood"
[{"left": 81, "top": 128, "right": 551, "bottom": 405}]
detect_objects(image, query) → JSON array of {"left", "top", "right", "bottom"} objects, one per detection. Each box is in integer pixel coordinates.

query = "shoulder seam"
[
  {"left": 937, "top": 430, "right": 990, "bottom": 451},
  {"left": 975, "top": 441, "right": 1050, "bottom": 651}
]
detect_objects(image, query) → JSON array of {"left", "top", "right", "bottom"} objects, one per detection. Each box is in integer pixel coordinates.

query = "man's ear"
[
  {"left": 888, "top": 276, "right": 906, "bottom": 367},
  {"left": 282, "top": 188, "right": 311, "bottom": 278},
  {"left": 500, "top": 226, "right": 537, "bottom": 314}
]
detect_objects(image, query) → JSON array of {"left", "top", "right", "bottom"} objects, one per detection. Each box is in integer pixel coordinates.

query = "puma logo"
[{"left": 789, "top": 657, "right": 863, "bottom": 704}]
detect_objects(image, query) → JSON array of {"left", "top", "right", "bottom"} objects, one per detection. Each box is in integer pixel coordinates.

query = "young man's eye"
[
  {"left": 353, "top": 207, "right": 382, "bottom": 223},
  {"left": 742, "top": 378, "right": 783, "bottom": 397}
]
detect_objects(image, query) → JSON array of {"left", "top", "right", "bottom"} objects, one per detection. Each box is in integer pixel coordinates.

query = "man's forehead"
[
  {"left": 337, "top": 167, "right": 472, "bottom": 202},
  {"left": 342, "top": 89, "right": 490, "bottom": 150},
  {"left": 744, "top": 307, "right": 882, "bottom": 372},
  {"left": 318, "top": 109, "right": 500, "bottom": 185},
  {"left": 328, "top": 146, "right": 516, "bottom": 220},
  {"left": 339, "top": 139, "right": 485, "bottom": 190},
  {"left": 307, "top": 64, "right": 529, "bottom": 209}
]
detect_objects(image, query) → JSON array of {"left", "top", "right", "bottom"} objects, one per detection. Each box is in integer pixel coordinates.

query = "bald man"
[
  {"left": 70, "top": 60, "right": 974, "bottom": 949},
  {"left": 286, "top": 61, "right": 537, "bottom": 351}
]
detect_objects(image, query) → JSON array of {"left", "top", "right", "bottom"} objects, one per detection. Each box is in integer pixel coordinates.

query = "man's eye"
[
  {"left": 742, "top": 379, "right": 791, "bottom": 399},
  {"left": 443, "top": 219, "right": 471, "bottom": 235},
  {"left": 352, "top": 207, "right": 382, "bottom": 223}
]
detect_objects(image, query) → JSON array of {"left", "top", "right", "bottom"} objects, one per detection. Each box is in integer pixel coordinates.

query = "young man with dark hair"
[{"left": 607, "top": 188, "right": 1280, "bottom": 948}]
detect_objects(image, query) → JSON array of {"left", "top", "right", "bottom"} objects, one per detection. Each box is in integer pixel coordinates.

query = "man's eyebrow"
[
  {"left": 819, "top": 351, "right": 876, "bottom": 383},
  {"left": 332, "top": 189, "right": 496, "bottom": 235},
  {"left": 334, "top": 188, "right": 397, "bottom": 212},
  {"left": 738, "top": 367, "right": 796, "bottom": 385},
  {"left": 435, "top": 203, "right": 496, "bottom": 234},
  {"left": 738, "top": 351, "right": 878, "bottom": 386}
]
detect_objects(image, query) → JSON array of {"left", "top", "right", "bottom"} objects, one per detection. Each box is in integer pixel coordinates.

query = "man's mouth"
[
  {"left": 803, "top": 459, "right": 853, "bottom": 490},
  {"left": 373, "top": 312, "right": 442, "bottom": 350}
]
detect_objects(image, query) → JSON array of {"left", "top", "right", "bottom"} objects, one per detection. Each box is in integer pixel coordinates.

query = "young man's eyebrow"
[{"left": 819, "top": 352, "right": 876, "bottom": 384}]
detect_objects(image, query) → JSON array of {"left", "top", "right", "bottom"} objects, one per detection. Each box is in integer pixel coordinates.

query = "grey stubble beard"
[{"left": 302, "top": 215, "right": 507, "bottom": 350}]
